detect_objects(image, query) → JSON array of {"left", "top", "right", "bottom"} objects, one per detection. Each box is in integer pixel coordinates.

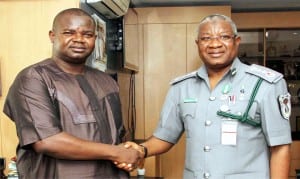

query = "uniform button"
[
  {"left": 209, "top": 96, "right": 216, "bottom": 101},
  {"left": 205, "top": 120, "right": 212, "bottom": 126},
  {"left": 204, "top": 146, "right": 211, "bottom": 152},
  {"left": 203, "top": 172, "right": 210, "bottom": 178},
  {"left": 220, "top": 104, "right": 229, "bottom": 112}
]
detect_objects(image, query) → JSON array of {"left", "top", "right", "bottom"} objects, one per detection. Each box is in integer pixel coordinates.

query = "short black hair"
[{"left": 52, "top": 8, "right": 95, "bottom": 31}]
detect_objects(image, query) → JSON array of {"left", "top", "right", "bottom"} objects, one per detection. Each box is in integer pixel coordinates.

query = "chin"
[
  {"left": 73, "top": 59, "right": 87, "bottom": 64},
  {"left": 214, "top": 61, "right": 233, "bottom": 69},
  {"left": 65, "top": 57, "right": 87, "bottom": 64}
]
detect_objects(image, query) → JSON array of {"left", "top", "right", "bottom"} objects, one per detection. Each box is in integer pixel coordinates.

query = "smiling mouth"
[
  {"left": 70, "top": 46, "right": 86, "bottom": 53},
  {"left": 208, "top": 51, "right": 224, "bottom": 58}
]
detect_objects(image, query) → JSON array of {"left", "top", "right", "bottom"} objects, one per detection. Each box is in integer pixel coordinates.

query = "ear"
[
  {"left": 234, "top": 35, "right": 241, "bottom": 46},
  {"left": 195, "top": 39, "right": 199, "bottom": 44},
  {"left": 49, "top": 30, "right": 55, "bottom": 43}
]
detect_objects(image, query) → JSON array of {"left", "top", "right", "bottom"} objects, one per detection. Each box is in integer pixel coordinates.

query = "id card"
[{"left": 221, "top": 120, "right": 238, "bottom": 145}]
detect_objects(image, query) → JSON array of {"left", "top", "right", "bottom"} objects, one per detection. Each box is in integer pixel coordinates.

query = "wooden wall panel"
[
  {"left": 143, "top": 24, "right": 187, "bottom": 177},
  {"left": 143, "top": 23, "right": 187, "bottom": 137},
  {"left": 232, "top": 12, "right": 300, "bottom": 29},
  {"left": 0, "top": 0, "right": 79, "bottom": 173},
  {"left": 117, "top": 72, "right": 133, "bottom": 141},
  {"left": 136, "top": 6, "right": 231, "bottom": 24},
  {"left": 187, "top": 23, "right": 203, "bottom": 72},
  {"left": 124, "top": 8, "right": 139, "bottom": 71},
  {"left": 290, "top": 141, "right": 300, "bottom": 177},
  {"left": 123, "top": 9, "right": 145, "bottom": 140},
  {"left": 132, "top": 24, "right": 145, "bottom": 140}
]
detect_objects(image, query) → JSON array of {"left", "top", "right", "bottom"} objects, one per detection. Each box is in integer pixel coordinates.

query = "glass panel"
[
  {"left": 266, "top": 29, "right": 300, "bottom": 58},
  {"left": 266, "top": 29, "right": 300, "bottom": 80},
  {"left": 238, "top": 29, "right": 264, "bottom": 66},
  {"left": 265, "top": 29, "right": 300, "bottom": 139}
]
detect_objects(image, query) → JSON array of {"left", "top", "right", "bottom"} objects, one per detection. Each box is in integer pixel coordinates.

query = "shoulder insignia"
[
  {"left": 278, "top": 93, "right": 291, "bottom": 120},
  {"left": 170, "top": 71, "right": 198, "bottom": 85},
  {"left": 246, "top": 64, "right": 283, "bottom": 83}
]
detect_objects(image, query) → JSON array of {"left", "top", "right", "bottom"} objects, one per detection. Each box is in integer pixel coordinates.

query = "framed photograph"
[{"left": 85, "top": 14, "right": 107, "bottom": 72}]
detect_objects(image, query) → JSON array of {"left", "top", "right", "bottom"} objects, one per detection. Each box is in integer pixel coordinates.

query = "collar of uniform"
[
  {"left": 196, "top": 57, "right": 242, "bottom": 79},
  {"left": 229, "top": 57, "right": 243, "bottom": 76},
  {"left": 196, "top": 65, "right": 208, "bottom": 79}
]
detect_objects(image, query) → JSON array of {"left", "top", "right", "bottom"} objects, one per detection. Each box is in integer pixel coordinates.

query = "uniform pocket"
[
  {"left": 183, "top": 168, "right": 204, "bottom": 179},
  {"left": 225, "top": 172, "right": 267, "bottom": 179},
  {"left": 179, "top": 102, "right": 197, "bottom": 138},
  {"left": 179, "top": 102, "right": 197, "bottom": 119}
]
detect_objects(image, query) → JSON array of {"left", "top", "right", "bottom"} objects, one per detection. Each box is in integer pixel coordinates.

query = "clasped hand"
[{"left": 113, "top": 141, "right": 145, "bottom": 172}]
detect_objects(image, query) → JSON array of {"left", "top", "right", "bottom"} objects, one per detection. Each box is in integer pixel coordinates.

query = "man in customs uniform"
[{"left": 124, "top": 14, "right": 292, "bottom": 179}]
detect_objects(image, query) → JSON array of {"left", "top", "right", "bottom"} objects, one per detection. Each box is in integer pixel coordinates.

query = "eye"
[
  {"left": 62, "top": 31, "right": 74, "bottom": 36},
  {"left": 220, "top": 35, "right": 231, "bottom": 40},
  {"left": 83, "top": 33, "right": 95, "bottom": 38},
  {"left": 200, "top": 36, "right": 211, "bottom": 41}
]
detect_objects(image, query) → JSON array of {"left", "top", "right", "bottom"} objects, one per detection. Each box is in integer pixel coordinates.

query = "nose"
[
  {"left": 208, "top": 38, "right": 223, "bottom": 48},
  {"left": 73, "top": 33, "right": 84, "bottom": 42}
]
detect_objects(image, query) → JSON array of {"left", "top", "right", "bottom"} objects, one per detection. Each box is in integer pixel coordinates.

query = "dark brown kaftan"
[{"left": 3, "top": 59, "right": 128, "bottom": 179}]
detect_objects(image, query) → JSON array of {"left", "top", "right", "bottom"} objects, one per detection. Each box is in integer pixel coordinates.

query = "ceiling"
[{"left": 129, "top": 0, "right": 300, "bottom": 12}]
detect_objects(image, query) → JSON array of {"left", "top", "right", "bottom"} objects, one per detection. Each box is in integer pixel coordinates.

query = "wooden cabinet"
[{"left": 124, "top": 9, "right": 140, "bottom": 71}]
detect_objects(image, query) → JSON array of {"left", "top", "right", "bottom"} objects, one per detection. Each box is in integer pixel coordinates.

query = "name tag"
[
  {"left": 221, "top": 120, "right": 238, "bottom": 146},
  {"left": 183, "top": 98, "right": 197, "bottom": 103}
]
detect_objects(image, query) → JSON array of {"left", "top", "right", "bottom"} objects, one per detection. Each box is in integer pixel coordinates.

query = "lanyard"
[{"left": 217, "top": 78, "right": 263, "bottom": 127}]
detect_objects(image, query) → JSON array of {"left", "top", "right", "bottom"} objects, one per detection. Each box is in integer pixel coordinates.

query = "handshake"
[{"left": 113, "top": 141, "right": 147, "bottom": 172}]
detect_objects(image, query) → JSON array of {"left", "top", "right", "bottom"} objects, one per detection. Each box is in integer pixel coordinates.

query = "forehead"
[
  {"left": 56, "top": 14, "right": 95, "bottom": 30},
  {"left": 199, "top": 19, "right": 233, "bottom": 34}
]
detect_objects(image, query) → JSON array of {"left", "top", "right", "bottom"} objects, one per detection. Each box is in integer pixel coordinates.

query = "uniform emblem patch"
[{"left": 278, "top": 93, "right": 291, "bottom": 120}]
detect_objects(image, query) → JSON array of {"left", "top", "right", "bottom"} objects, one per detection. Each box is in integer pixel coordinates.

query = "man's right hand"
[{"left": 112, "top": 143, "right": 144, "bottom": 172}]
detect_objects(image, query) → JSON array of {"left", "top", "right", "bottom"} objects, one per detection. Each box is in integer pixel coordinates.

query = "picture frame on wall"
[{"left": 85, "top": 13, "right": 107, "bottom": 72}]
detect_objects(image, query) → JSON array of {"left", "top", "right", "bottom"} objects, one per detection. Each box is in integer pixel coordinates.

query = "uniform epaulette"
[
  {"left": 246, "top": 64, "right": 283, "bottom": 83},
  {"left": 170, "top": 71, "right": 198, "bottom": 85}
]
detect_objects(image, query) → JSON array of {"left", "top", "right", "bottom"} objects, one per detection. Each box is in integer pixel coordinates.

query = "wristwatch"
[{"left": 139, "top": 144, "right": 148, "bottom": 158}]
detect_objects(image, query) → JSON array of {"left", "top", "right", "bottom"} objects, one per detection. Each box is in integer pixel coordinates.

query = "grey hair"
[{"left": 197, "top": 14, "right": 238, "bottom": 36}]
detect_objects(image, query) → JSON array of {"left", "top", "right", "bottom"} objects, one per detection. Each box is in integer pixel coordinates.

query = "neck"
[
  {"left": 53, "top": 57, "right": 85, "bottom": 75},
  {"left": 207, "top": 65, "right": 231, "bottom": 90}
]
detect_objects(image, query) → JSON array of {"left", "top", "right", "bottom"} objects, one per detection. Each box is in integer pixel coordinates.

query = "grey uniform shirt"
[{"left": 153, "top": 58, "right": 292, "bottom": 179}]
